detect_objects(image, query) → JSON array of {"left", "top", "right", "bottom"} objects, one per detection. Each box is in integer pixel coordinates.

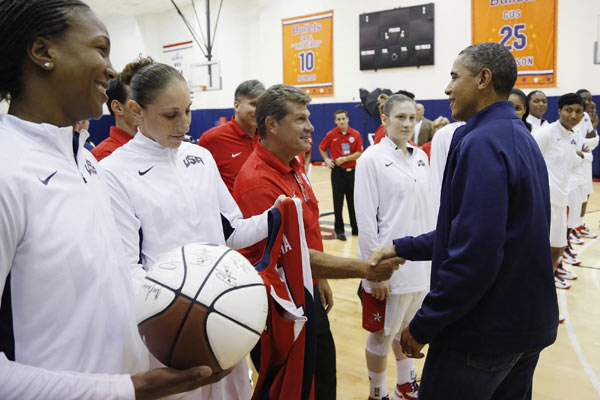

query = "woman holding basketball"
[
  {"left": 354, "top": 94, "right": 434, "bottom": 400},
  {"left": 100, "top": 62, "right": 283, "bottom": 399},
  {"left": 0, "top": 1, "right": 234, "bottom": 399}
]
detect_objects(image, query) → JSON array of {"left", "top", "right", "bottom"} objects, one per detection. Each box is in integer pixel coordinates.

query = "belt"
[{"left": 335, "top": 166, "right": 354, "bottom": 172}]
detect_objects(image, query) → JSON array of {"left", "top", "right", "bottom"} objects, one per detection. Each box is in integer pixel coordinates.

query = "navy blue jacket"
[{"left": 393, "top": 101, "right": 558, "bottom": 354}]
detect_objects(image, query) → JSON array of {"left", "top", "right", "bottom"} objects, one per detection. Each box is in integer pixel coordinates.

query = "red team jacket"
[{"left": 253, "top": 199, "right": 314, "bottom": 400}]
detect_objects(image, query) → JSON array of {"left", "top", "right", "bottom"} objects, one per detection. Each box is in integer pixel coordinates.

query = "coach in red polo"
[
  {"left": 198, "top": 80, "right": 264, "bottom": 193},
  {"left": 319, "top": 110, "right": 363, "bottom": 241},
  {"left": 233, "top": 84, "right": 400, "bottom": 400}
]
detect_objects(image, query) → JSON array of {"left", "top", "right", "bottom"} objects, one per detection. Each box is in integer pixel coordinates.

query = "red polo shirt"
[
  {"left": 319, "top": 126, "right": 363, "bottom": 168},
  {"left": 198, "top": 116, "right": 259, "bottom": 193},
  {"left": 91, "top": 126, "right": 134, "bottom": 161},
  {"left": 373, "top": 124, "right": 386, "bottom": 144},
  {"left": 233, "top": 143, "right": 323, "bottom": 265}
]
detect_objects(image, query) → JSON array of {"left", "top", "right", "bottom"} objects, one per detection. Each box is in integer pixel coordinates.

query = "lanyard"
[{"left": 291, "top": 171, "right": 310, "bottom": 203}]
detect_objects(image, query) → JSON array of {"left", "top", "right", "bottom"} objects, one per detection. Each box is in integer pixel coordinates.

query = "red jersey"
[
  {"left": 373, "top": 125, "right": 386, "bottom": 144},
  {"left": 197, "top": 116, "right": 259, "bottom": 193},
  {"left": 252, "top": 199, "right": 315, "bottom": 400},
  {"left": 233, "top": 144, "right": 322, "bottom": 264},
  {"left": 91, "top": 126, "right": 134, "bottom": 161},
  {"left": 318, "top": 126, "right": 363, "bottom": 168},
  {"left": 421, "top": 141, "right": 432, "bottom": 161}
]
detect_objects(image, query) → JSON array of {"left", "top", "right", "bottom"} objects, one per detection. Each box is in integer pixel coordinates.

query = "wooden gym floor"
[{"left": 308, "top": 165, "right": 600, "bottom": 400}]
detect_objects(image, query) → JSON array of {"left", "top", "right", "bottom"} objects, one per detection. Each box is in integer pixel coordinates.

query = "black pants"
[
  {"left": 331, "top": 166, "right": 358, "bottom": 234},
  {"left": 312, "top": 284, "right": 337, "bottom": 400},
  {"left": 419, "top": 343, "right": 541, "bottom": 400}
]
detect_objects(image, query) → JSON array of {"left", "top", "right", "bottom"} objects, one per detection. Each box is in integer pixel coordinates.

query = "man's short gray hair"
[
  {"left": 256, "top": 84, "right": 311, "bottom": 139},
  {"left": 459, "top": 43, "right": 517, "bottom": 97},
  {"left": 234, "top": 79, "right": 265, "bottom": 102}
]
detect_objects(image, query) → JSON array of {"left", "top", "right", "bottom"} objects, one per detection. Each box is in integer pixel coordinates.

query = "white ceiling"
[{"left": 85, "top": 0, "right": 192, "bottom": 18}]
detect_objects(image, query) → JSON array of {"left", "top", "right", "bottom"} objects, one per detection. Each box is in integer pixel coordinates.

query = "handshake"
[{"left": 364, "top": 245, "right": 405, "bottom": 282}]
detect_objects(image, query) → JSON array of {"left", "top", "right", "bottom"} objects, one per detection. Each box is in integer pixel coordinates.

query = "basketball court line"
[
  {"left": 559, "top": 290, "right": 600, "bottom": 397},
  {"left": 560, "top": 237, "right": 600, "bottom": 396}
]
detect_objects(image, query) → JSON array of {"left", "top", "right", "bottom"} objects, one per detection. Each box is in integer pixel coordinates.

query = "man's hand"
[
  {"left": 369, "top": 280, "right": 390, "bottom": 301},
  {"left": 334, "top": 156, "right": 346, "bottom": 166},
  {"left": 318, "top": 279, "right": 334, "bottom": 313},
  {"left": 582, "top": 144, "right": 591, "bottom": 153},
  {"left": 400, "top": 327, "right": 425, "bottom": 359},
  {"left": 368, "top": 245, "right": 400, "bottom": 267},
  {"left": 325, "top": 158, "right": 336, "bottom": 169},
  {"left": 132, "top": 366, "right": 232, "bottom": 400}
]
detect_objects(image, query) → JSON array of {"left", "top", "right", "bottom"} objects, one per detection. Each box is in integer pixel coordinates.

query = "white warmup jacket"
[
  {"left": 354, "top": 137, "right": 434, "bottom": 294},
  {"left": 429, "top": 121, "right": 465, "bottom": 221},
  {"left": 100, "top": 132, "right": 269, "bottom": 288},
  {"left": 526, "top": 114, "right": 548, "bottom": 132},
  {"left": 533, "top": 121, "right": 584, "bottom": 207},
  {"left": 0, "top": 114, "right": 148, "bottom": 400},
  {"left": 574, "top": 112, "right": 599, "bottom": 195},
  {"left": 101, "top": 132, "right": 271, "bottom": 400}
]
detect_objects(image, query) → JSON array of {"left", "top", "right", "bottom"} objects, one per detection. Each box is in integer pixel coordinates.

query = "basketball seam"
[
  {"left": 207, "top": 282, "right": 266, "bottom": 336},
  {"left": 168, "top": 246, "right": 233, "bottom": 367}
]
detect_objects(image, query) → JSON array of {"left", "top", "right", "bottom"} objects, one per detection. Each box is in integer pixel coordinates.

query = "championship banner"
[
  {"left": 282, "top": 10, "right": 334, "bottom": 97},
  {"left": 472, "top": 0, "right": 557, "bottom": 88}
]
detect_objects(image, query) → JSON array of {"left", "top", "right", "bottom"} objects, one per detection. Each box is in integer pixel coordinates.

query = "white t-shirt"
[
  {"left": 354, "top": 137, "right": 433, "bottom": 294},
  {"left": 0, "top": 114, "right": 148, "bottom": 400},
  {"left": 533, "top": 121, "right": 584, "bottom": 206},
  {"left": 429, "top": 121, "right": 465, "bottom": 221}
]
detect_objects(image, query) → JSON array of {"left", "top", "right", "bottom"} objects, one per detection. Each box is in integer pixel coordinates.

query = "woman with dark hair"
[
  {"left": 526, "top": 90, "right": 549, "bottom": 130},
  {"left": 0, "top": 1, "right": 228, "bottom": 398},
  {"left": 509, "top": 88, "right": 532, "bottom": 132},
  {"left": 100, "top": 62, "right": 284, "bottom": 399}
]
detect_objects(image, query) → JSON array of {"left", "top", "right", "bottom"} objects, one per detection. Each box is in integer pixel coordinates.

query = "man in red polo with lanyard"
[
  {"left": 233, "top": 84, "right": 401, "bottom": 400},
  {"left": 319, "top": 110, "right": 363, "bottom": 240},
  {"left": 198, "top": 79, "right": 265, "bottom": 193}
]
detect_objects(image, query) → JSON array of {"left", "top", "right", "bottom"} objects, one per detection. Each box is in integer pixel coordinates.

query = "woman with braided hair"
[{"left": 0, "top": 1, "right": 228, "bottom": 398}]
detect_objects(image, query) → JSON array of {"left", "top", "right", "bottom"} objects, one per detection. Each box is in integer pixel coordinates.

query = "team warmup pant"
[{"left": 331, "top": 166, "right": 358, "bottom": 235}]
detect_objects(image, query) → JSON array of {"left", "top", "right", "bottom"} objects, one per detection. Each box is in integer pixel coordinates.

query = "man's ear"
[
  {"left": 111, "top": 100, "right": 124, "bottom": 116},
  {"left": 265, "top": 115, "right": 278, "bottom": 136},
  {"left": 28, "top": 36, "right": 56, "bottom": 70},
  {"left": 478, "top": 68, "right": 493, "bottom": 91},
  {"left": 233, "top": 100, "right": 240, "bottom": 114}
]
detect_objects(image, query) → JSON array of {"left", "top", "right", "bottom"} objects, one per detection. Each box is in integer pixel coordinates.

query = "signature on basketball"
[
  {"left": 141, "top": 282, "right": 162, "bottom": 301},
  {"left": 215, "top": 266, "right": 238, "bottom": 287}
]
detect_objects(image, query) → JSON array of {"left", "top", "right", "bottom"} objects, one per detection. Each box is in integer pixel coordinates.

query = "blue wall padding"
[{"left": 88, "top": 96, "right": 600, "bottom": 175}]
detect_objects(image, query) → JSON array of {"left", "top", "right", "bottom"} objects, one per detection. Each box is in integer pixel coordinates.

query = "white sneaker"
[
  {"left": 577, "top": 225, "right": 598, "bottom": 239},
  {"left": 562, "top": 252, "right": 582, "bottom": 266},
  {"left": 556, "top": 266, "right": 578, "bottom": 280},
  {"left": 555, "top": 274, "right": 572, "bottom": 289},
  {"left": 559, "top": 314, "right": 565, "bottom": 323},
  {"left": 570, "top": 232, "right": 584, "bottom": 245}
]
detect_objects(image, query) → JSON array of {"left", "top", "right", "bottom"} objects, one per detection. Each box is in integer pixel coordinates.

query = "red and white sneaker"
[
  {"left": 556, "top": 265, "right": 578, "bottom": 280},
  {"left": 562, "top": 248, "right": 582, "bottom": 265},
  {"left": 569, "top": 230, "right": 584, "bottom": 245},
  {"left": 555, "top": 273, "right": 572, "bottom": 289},
  {"left": 577, "top": 225, "right": 598, "bottom": 239},
  {"left": 559, "top": 314, "right": 566, "bottom": 324},
  {"left": 392, "top": 381, "right": 419, "bottom": 400}
]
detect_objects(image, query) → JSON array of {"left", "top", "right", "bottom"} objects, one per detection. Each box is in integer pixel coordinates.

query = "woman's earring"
[{"left": 43, "top": 62, "right": 51, "bottom": 68}]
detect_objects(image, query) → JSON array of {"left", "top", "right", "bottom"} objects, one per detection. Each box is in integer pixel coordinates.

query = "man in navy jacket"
[{"left": 372, "top": 43, "right": 558, "bottom": 399}]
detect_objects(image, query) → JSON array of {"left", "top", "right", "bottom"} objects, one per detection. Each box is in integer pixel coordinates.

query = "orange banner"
[
  {"left": 282, "top": 10, "right": 334, "bottom": 97},
  {"left": 472, "top": 0, "right": 557, "bottom": 88}
]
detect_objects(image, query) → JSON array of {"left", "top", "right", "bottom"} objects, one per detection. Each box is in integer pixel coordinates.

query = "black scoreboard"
[{"left": 359, "top": 3, "right": 434, "bottom": 70}]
